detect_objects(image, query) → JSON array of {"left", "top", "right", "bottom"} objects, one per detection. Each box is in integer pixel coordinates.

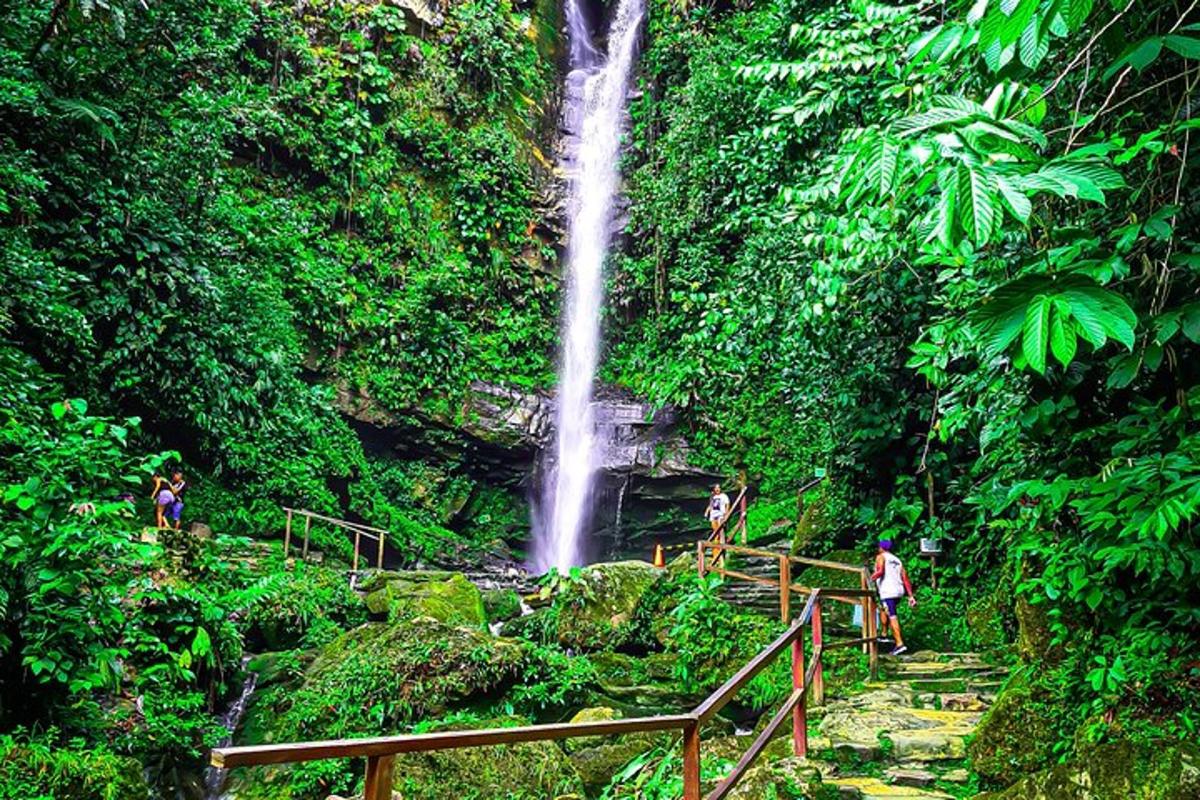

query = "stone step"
[
  {"left": 820, "top": 692, "right": 981, "bottom": 764},
  {"left": 884, "top": 767, "right": 937, "bottom": 788},
  {"left": 829, "top": 775, "right": 954, "bottom": 799},
  {"left": 881, "top": 662, "right": 996, "bottom": 680}
]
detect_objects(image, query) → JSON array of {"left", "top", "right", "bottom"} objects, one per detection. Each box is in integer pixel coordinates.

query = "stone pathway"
[{"left": 716, "top": 650, "right": 1003, "bottom": 799}]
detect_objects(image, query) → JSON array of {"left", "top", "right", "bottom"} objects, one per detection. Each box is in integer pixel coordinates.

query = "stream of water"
[
  {"left": 202, "top": 659, "right": 259, "bottom": 800},
  {"left": 533, "top": 0, "right": 644, "bottom": 573}
]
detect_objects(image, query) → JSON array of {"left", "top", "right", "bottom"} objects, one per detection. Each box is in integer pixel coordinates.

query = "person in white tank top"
[{"left": 871, "top": 539, "right": 917, "bottom": 655}]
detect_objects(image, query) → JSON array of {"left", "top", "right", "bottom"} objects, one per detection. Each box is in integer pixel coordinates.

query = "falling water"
[
  {"left": 202, "top": 658, "right": 259, "bottom": 800},
  {"left": 533, "top": 0, "right": 644, "bottom": 572}
]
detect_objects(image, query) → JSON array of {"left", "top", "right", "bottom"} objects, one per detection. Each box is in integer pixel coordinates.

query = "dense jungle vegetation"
[{"left": 1, "top": 0, "right": 1198, "bottom": 797}]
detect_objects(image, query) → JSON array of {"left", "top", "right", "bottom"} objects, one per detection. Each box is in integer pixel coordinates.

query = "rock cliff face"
[{"left": 336, "top": 378, "right": 716, "bottom": 564}]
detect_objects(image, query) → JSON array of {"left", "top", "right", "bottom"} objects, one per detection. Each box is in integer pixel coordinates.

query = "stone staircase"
[
  {"left": 704, "top": 548, "right": 1001, "bottom": 797},
  {"left": 713, "top": 650, "right": 1004, "bottom": 799},
  {"left": 818, "top": 651, "right": 1003, "bottom": 798}
]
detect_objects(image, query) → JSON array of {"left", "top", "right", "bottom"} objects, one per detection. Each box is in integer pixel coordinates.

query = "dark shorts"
[
  {"left": 882, "top": 597, "right": 900, "bottom": 616},
  {"left": 168, "top": 500, "right": 184, "bottom": 520}
]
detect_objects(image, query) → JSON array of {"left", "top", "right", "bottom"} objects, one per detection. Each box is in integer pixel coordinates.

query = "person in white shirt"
[
  {"left": 871, "top": 539, "right": 917, "bottom": 655},
  {"left": 705, "top": 484, "right": 731, "bottom": 538}
]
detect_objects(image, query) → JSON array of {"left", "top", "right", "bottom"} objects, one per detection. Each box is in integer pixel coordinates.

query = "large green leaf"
[
  {"left": 1022, "top": 294, "right": 1051, "bottom": 373},
  {"left": 959, "top": 164, "right": 998, "bottom": 245},
  {"left": 1049, "top": 308, "right": 1078, "bottom": 366},
  {"left": 893, "top": 106, "right": 979, "bottom": 136}
]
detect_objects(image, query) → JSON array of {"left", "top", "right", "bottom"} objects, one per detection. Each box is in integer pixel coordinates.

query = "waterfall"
[{"left": 532, "top": 0, "right": 644, "bottom": 573}]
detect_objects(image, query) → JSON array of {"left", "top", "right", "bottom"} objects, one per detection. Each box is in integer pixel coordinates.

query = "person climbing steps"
[{"left": 872, "top": 539, "right": 917, "bottom": 655}]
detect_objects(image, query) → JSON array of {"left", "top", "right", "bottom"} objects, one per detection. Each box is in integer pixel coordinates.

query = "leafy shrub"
[
  {"left": 241, "top": 564, "right": 367, "bottom": 651},
  {"left": 0, "top": 731, "right": 149, "bottom": 800}
]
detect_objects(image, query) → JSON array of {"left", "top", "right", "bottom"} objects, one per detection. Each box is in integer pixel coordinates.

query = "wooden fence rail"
[
  {"left": 697, "top": 540, "right": 881, "bottom": 678},
  {"left": 211, "top": 547, "right": 880, "bottom": 800},
  {"left": 282, "top": 506, "right": 388, "bottom": 573}
]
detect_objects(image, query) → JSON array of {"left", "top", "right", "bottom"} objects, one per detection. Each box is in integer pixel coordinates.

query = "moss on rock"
[
  {"left": 483, "top": 588, "right": 523, "bottom": 623},
  {"left": 555, "top": 561, "right": 662, "bottom": 650},
  {"left": 563, "top": 707, "right": 667, "bottom": 797},
  {"left": 974, "top": 741, "right": 1199, "bottom": 800},
  {"left": 589, "top": 651, "right": 697, "bottom": 715},
  {"left": 968, "top": 677, "right": 1070, "bottom": 787},
  {"left": 390, "top": 716, "right": 584, "bottom": 799},
  {"left": 362, "top": 571, "right": 486, "bottom": 628}
]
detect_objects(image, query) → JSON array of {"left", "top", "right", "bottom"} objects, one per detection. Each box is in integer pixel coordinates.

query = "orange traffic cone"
[{"left": 653, "top": 543, "right": 665, "bottom": 568}]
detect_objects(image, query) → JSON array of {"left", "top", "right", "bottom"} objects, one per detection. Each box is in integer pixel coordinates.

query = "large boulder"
[
  {"left": 590, "top": 651, "right": 698, "bottom": 716},
  {"left": 721, "top": 751, "right": 832, "bottom": 799},
  {"left": 388, "top": 717, "right": 585, "bottom": 799},
  {"left": 564, "top": 707, "right": 667, "bottom": 797},
  {"left": 555, "top": 561, "right": 662, "bottom": 650},
  {"left": 968, "top": 678, "right": 1067, "bottom": 786},
  {"left": 361, "top": 570, "right": 486, "bottom": 628},
  {"left": 483, "top": 588, "right": 523, "bottom": 624},
  {"left": 974, "top": 741, "right": 1199, "bottom": 800}
]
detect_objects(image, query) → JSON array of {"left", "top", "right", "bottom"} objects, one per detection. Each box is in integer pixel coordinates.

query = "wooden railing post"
[
  {"left": 792, "top": 625, "right": 807, "bottom": 757},
  {"left": 867, "top": 596, "right": 879, "bottom": 681},
  {"left": 860, "top": 571, "right": 870, "bottom": 655},
  {"left": 779, "top": 557, "right": 790, "bottom": 623},
  {"left": 697, "top": 541, "right": 706, "bottom": 578},
  {"left": 363, "top": 754, "right": 395, "bottom": 800},
  {"left": 811, "top": 600, "right": 825, "bottom": 706},
  {"left": 283, "top": 508, "right": 293, "bottom": 560},
  {"left": 682, "top": 721, "right": 701, "bottom": 800},
  {"left": 377, "top": 531, "right": 386, "bottom": 570},
  {"left": 738, "top": 491, "right": 747, "bottom": 544},
  {"left": 301, "top": 514, "right": 312, "bottom": 561},
  {"left": 353, "top": 530, "right": 361, "bottom": 573}
]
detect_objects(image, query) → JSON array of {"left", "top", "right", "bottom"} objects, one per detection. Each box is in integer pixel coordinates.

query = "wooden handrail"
[
  {"left": 788, "top": 554, "right": 864, "bottom": 574},
  {"left": 693, "top": 592, "right": 818, "bottom": 724},
  {"left": 282, "top": 507, "right": 387, "bottom": 537},
  {"left": 212, "top": 714, "right": 695, "bottom": 768},
  {"left": 706, "top": 654, "right": 821, "bottom": 800},
  {"left": 211, "top": 544, "right": 882, "bottom": 800},
  {"left": 281, "top": 507, "right": 388, "bottom": 572}
]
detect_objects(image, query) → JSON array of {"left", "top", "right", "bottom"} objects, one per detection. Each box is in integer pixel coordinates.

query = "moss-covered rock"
[
  {"left": 968, "top": 678, "right": 1069, "bottom": 786},
  {"left": 563, "top": 706, "right": 622, "bottom": 753},
  {"left": 304, "top": 618, "right": 523, "bottom": 725},
  {"left": 723, "top": 752, "right": 833, "bottom": 799},
  {"left": 362, "top": 571, "right": 486, "bottom": 628},
  {"left": 229, "top": 618, "right": 528, "bottom": 797},
  {"left": 589, "top": 651, "right": 699, "bottom": 716},
  {"left": 483, "top": 588, "right": 523, "bottom": 623},
  {"left": 555, "top": 561, "right": 662, "bottom": 650},
  {"left": 965, "top": 589, "right": 1009, "bottom": 649},
  {"left": 1014, "top": 593, "right": 1061, "bottom": 665},
  {"left": 974, "top": 741, "right": 1199, "bottom": 800},
  {"left": 563, "top": 707, "right": 667, "bottom": 797},
  {"left": 0, "top": 739, "right": 149, "bottom": 800},
  {"left": 390, "top": 716, "right": 584, "bottom": 799}
]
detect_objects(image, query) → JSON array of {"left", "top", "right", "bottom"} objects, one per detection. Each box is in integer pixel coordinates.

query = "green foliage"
[
  {"left": 599, "top": 743, "right": 736, "bottom": 800},
  {"left": 241, "top": 564, "right": 368, "bottom": 650},
  {"left": 666, "top": 574, "right": 789, "bottom": 710},
  {"left": 0, "top": 730, "right": 149, "bottom": 800},
  {"left": 620, "top": 0, "right": 1200, "bottom": 763},
  {"left": 501, "top": 645, "right": 599, "bottom": 714}
]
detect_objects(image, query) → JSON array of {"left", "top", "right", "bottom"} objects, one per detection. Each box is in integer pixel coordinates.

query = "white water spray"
[{"left": 533, "top": 0, "right": 643, "bottom": 573}]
